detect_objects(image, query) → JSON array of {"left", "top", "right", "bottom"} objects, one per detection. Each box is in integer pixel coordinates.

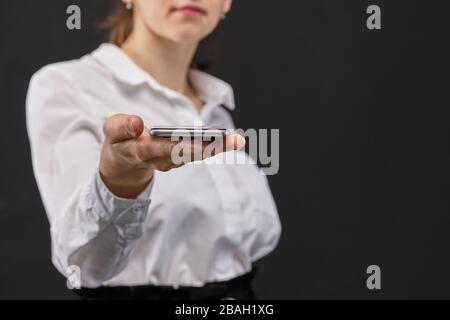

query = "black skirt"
[{"left": 73, "top": 268, "right": 258, "bottom": 300}]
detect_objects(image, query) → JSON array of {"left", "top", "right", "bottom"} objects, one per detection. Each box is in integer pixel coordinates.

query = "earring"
[
  {"left": 125, "top": 1, "right": 133, "bottom": 10},
  {"left": 221, "top": 13, "right": 227, "bottom": 20}
]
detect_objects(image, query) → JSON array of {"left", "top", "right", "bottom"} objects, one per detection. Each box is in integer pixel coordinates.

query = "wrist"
[{"left": 99, "top": 169, "right": 153, "bottom": 199}]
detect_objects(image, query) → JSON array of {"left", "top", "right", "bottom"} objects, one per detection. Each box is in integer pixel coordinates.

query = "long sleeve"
[{"left": 26, "top": 65, "right": 153, "bottom": 288}]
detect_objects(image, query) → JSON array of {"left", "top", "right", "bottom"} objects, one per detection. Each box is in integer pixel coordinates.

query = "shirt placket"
[
  {"left": 203, "top": 152, "right": 243, "bottom": 278},
  {"left": 176, "top": 100, "right": 244, "bottom": 276}
]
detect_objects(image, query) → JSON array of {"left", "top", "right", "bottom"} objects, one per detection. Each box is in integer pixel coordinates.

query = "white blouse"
[{"left": 26, "top": 43, "right": 281, "bottom": 288}]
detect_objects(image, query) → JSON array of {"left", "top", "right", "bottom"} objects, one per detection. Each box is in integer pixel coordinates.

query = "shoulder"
[
  {"left": 26, "top": 46, "right": 115, "bottom": 120},
  {"left": 29, "top": 52, "right": 107, "bottom": 91},
  {"left": 26, "top": 50, "right": 109, "bottom": 126}
]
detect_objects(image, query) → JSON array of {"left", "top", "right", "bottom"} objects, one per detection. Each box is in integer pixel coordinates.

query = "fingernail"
[
  {"left": 235, "top": 135, "right": 246, "bottom": 150},
  {"left": 127, "top": 119, "right": 136, "bottom": 137}
]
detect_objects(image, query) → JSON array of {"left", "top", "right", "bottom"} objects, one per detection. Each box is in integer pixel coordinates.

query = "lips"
[{"left": 172, "top": 4, "right": 207, "bottom": 16}]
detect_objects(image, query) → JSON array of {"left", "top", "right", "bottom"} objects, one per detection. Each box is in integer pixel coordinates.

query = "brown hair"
[
  {"left": 103, "top": 2, "right": 134, "bottom": 47},
  {"left": 102, "top": 1, "right": 220, "bottom": 71}
]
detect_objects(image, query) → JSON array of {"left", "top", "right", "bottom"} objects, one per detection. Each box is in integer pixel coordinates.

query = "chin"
[{"left": 170, "top": 30, "right": 206, "bottom": 44}]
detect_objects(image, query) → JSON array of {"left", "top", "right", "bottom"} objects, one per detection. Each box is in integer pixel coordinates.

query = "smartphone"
[{"left": 149, "top": 126, "right": 232, "bottom": 139}]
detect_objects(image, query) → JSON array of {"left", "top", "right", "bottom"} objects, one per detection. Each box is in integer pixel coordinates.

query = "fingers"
[
  {"left": 150, "top": 157, "right": 185, "bottom": 172},
  {"left": 224, "top": 134, "right": 246, "bottom": 151},
  {"left": 199, "top": 133, "right": 246, "bottom": 157},
  {"left": 103, "top": 114, "right": 144, "bottom": 144},
  {"left": 136, "top": 133, "right": 246, "bottom": 166},
  {"left": 136, "top": 135, "right": 180, "bottom": 160}
]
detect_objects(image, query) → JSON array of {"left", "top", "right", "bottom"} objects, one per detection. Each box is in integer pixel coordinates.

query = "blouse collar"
[{"left": 92, "top": 43, "right": 235, "bottom": 110}]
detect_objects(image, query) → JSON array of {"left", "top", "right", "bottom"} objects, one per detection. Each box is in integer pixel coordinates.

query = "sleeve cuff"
[{"left": 92, "top": 170, "right": 154, "bottom": 227}]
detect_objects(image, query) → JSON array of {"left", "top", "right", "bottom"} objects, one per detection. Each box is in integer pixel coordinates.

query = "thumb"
[{"left": 103, "top": 114, "right": 144, "bottom": 144}]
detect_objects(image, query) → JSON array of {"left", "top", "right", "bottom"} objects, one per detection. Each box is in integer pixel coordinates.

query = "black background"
[{"left": 1, "top": 0, "right": 450, "bottom": 299}]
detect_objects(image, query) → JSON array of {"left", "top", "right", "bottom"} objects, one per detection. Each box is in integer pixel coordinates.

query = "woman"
[{"left": 26, "top": 0, "right": 281, "bottom": 300}]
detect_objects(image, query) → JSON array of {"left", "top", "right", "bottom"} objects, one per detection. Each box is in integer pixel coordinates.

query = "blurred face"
[{"left": 128, "top": 0, "right": 232, "bottom": 44}]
